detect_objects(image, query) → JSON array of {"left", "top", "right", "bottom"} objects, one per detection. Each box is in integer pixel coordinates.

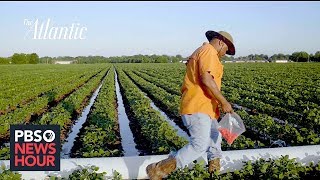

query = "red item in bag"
[
  {"left": 218, "top": 128, "right": 239, "bottom": 145},
  {"left": 218, "top": 112, "right": 246, "bottom": 145}
]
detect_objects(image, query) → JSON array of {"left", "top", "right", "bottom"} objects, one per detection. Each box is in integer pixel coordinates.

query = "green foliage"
[
  {"left": 11, "top": 53, "right": 27, "bottom": 64},
  {"left": 155, "top": 56, "right": 169, "bottom": 63},
  {"left": 312, "top": 51, "right": 320, "bottom": 62},
  {"left": 167, "top": 156, "right": 320, "bottom": 179},
  {"left": 0, "top": 57, "right": 10, "bottom": 64},
  {"left": 0, "top": 146, "right": 10, "bottom": 160},
  {"left": 66, "top": 166, "right": 106, "bottom": 180},
  {"left": 167, "top": 161, "right": 211, "bottom": 180},
  {"left": 269, "top": 53, "right": 289, "bottom": 61},
  {"left": 0, "top": 165, "right": 22, "bottom": 180},
  {"left": 112, "top": 170, "right": 123, "bottom": 180},
  {"left": 290, "top": 52, "right": 309, "bottom": 62},
  {"left": 29, "top": 53, "right": 39, "bottom": 64},
  {"left": 11, "top": 53, "right": 39, "bottom": 64},
  {"left": 48, "top": 165, "right": 107, "bottom": 180}
]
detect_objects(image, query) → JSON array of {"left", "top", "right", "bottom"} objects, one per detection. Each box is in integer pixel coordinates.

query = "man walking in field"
[{"left": 146, "top": 30, "right": 235, "bottom": 179}]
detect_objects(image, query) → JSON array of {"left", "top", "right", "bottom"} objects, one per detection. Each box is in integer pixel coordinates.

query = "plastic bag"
[{"left": 218, "top": 112, "right": 246, "bottom": 145}]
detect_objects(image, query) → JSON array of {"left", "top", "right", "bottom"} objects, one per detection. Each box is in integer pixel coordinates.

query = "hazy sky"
[{"left": 0, "top": 1, "right": 319, "bottom": 58}]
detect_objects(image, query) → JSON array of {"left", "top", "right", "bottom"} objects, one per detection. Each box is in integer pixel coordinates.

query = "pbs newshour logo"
[{"left": 10, "top": 125, "right": 60, "bottom": 171}]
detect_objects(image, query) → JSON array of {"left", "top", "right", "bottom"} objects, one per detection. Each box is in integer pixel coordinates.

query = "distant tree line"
[
  {"left": 225, "top": 51, "right": 320, "bottom": 62},
  {"left": 106, "top": 54, "right": 183, "bottom": 63},
  {"left": 0, "top": 53, "right": 39, "bottom": 64},
  {"left": 39, "top": 54, "right": 184, "bottom": 64},
  {"left": 1, "top": 51, "right": 320, "bottom": 64}
]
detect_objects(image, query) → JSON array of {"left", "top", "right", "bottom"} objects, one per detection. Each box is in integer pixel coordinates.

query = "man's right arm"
[
  {"left": 197, "top": 46, "right": 233, "bottom": 113},
  {"left": 201, "top": 72, "right": 234, "bottom": 113}
]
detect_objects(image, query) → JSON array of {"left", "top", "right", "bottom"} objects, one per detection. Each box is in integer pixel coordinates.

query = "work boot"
[
  {"left": 146, "top": 156, "right": 177, "bottom": 180},
  {"left": 208, "top": 158, "right": 220, "bottom": 174}
]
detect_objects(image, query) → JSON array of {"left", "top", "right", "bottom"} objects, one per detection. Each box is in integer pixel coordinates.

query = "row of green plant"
[
  {"left": 38, "top": 68, "right": 109, "bottom": 139},
  {"left": 115, "top": 66, "right": 188, "bottom": 154},
  {"left": 71, "top": 68, "right": 123, "bottom": 158}
]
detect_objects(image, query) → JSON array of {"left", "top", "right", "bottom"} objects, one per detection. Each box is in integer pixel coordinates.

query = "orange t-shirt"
[{"left": 180, "top": 42, "right": 224, "bottom": 120}]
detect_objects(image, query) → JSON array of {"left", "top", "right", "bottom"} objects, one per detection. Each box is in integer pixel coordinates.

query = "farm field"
[{"left": 0, "top": 63, "right": 319, "bottom": 178}]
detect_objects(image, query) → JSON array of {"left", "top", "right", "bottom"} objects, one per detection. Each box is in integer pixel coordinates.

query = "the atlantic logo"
[{"left": 10, "top": 125, "right": 60, "bottom": 171}]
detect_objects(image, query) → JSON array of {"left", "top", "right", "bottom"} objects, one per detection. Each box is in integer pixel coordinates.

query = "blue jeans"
[{"left": 171, "top": 113, "right": 222, "bottom": 168}]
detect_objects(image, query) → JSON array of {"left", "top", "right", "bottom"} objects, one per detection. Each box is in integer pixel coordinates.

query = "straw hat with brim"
[{"left": 205, "top": 30, "right": 235, "bottom": 55}]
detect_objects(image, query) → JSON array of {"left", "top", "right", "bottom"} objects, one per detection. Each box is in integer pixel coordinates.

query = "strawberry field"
[{"left": 0, "top": 63, "right": 319, "bottom": 179}]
